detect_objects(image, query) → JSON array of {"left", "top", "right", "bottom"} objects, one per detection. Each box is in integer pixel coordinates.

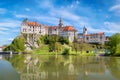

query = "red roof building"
[{"left": 21, "top": 18, "right": 78, "bottom": 42}]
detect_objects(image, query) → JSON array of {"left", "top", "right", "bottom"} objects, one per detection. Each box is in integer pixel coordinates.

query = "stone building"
[
  {"left": 21, "top": 18, "right": 78, "bottom": 43},
  {"left": 78, "top": 27, "right": 109, "bottom": 44}
]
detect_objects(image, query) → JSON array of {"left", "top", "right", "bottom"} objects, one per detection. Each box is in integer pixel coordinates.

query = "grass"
[
  {"left": 32, "top": 44, "right": 62, "bottom": 55},
  {"left": 32, "top": 45, "right": 49, "bottom": 54},
  {"left": 31, "top": 44, "right": 96, "bottom": 56}
]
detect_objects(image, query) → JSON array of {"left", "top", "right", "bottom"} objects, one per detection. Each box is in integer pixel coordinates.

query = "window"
[
  {"left": 23, "top": 28, "right": 26, "bottom": 32},
  {"left": 100, "top": 36, "right": 102, "bottom": 39},
  {"left": 86, "top": 37, "right": 89, "bottom": 40},
  {"left": 29, "top": 29, "right": 31, "bottom": 31}
]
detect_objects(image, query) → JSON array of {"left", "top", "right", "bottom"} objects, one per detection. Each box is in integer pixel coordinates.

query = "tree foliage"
[
  {"left": 37, "top": 35, "right": 70, "bottom": 52},
  {"left": 4, "top": 36, "right": 26, "bottom": 52},
  {"left": 107, "top": 33, "right": 120, "bottom": 55},
  {"left": 59, "top": 37, "right": 69, "bottom": 44}
]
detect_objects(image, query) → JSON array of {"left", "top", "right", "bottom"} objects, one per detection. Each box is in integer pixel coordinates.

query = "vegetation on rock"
[{"left": 4, "top": 36, "right": 26, "bottom": 52}]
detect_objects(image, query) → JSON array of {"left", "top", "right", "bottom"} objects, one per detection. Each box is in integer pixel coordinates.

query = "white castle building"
[
  {"left": 21, "top": 18, "right": 109, "bottom": 47},
  {"left": 21, "top": 18, "right": 78, "bottom": 43},
  {"left": 78, "top": 27, "right": 109, "bottom": 44}
]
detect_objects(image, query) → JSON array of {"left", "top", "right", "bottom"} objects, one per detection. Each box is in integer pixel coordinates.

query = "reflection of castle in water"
[{"left": 19, "top": 56, "right": 106, "bottom": 80}]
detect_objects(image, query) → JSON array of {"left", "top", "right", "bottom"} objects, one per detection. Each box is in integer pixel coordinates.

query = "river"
[{"left": 0, "top": 54, "right": 120, "bottom": 80}]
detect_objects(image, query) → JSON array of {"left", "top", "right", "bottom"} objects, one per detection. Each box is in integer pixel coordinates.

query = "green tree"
[
  {"left": 4, "top": 36, "right": 26, "bottom": 52},
  {"left": 59, "top": 37, "right": 69, "bottom": 44},
  {"left": 107, "top": 33, "right": 120, "bottom": 55}
]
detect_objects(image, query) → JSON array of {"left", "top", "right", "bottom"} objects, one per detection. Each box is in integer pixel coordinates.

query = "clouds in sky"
[
  {"left": 0, "top": 0, "right": 120, "bottom": 46},
  {"left": 109, "top": 4, "right": 120, "bottom": 16},
  {"left": 0, "top": 8, "right": 7, "bottom": 14}
]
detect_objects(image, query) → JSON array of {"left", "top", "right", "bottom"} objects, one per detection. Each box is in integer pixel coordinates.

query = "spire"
[
  {"left": 23, "top": 18, "right": 28, "bottom": 22},
  {"left": 83, "top": 26, "right": 87, "bottom": 32},
  {"left": 83, "top": 26, "right": 87, "bottom": 34},
  {"left": 59, "top": 17, "right": 63, "bottom": 27}
]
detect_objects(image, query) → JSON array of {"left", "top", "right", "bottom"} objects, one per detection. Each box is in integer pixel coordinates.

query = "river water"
[{"left": 0, "top": 54, "right": 120, "bottom": 80}]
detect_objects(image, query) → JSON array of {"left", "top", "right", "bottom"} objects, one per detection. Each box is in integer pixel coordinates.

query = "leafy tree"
[
  {"left": 62, "top": 48, "right": 70, "bottom": 55},
  {"left": 115, "top": 43, "right": 120, "bottom": 55},
  {"left": 107, "top": 33, "right": 120, "bottom": 55},
  {"left": 62, "top": 45, "right": 71, "bottom": 55},
  {"left": 4, "top": 36, "right": 26, "bottom": 52},
  {"left": 59, "top": 37, "right": 69, "bottom": 44},
  {"left": 55, "top": 42, "right": 62, "bottom": 52}
]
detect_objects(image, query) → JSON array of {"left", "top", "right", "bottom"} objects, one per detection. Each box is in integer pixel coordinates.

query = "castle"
[
  {"left": 21, "top": 18, "right": 109, "bottom": 47},
  {"left": 78, "top": 27, "right": 109, "bottom": 44},
  {"left": 21, "top": 18, "right": 78, "bottom": 43}
]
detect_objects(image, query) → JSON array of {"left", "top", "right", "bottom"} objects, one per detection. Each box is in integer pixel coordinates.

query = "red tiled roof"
[
  {"left": 49, "top": 26, "right": 58, "bottom": 30},
  {"left": 46, "top": 26, "right": 77, "bottom": 31},
  {"left": 85, "top": 34, "right": 91, "bottom": 36},
  {"left": 0, "top": 46, "right": 5, "bottom": 49},
  {"left": 26, "top": 22, "right": 40, "bottom": 27},
  {"left": 85, "top": 32, "right": 104, "bottom": 36},
  {"left": 62, "top": 26, "right": 77, "bottom": 32}
]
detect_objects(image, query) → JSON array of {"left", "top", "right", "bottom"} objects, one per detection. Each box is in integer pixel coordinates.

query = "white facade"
[
  {"left": 59, "top": 31, "right": 77, "bottom": 42},
  {"left": 48, "top": 27, "right": 59, "bottom": 35},
  {"left": 78, "top": 27, "right": 106, "bottom": 44},
  {"left": 85, "top": 33, "right": 105, "bottom": 44},
  {"left": 21, "top": 20, "right": 46, "bottom": 35},
  {"left": 21, "top": 18, "right": 78, "bottom": 42}
]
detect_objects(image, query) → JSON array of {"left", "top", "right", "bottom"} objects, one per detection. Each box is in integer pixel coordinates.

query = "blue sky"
[{"left": 0, "top": 0, "right": 120, "bottom": 46}]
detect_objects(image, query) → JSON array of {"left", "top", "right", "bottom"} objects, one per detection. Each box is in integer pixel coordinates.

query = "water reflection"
[
  {"left": 0, "top": 60, "right": 20, "bottom": 80},
  {"left": 2, "top": 54, "right": 120, "bottom": 80}
]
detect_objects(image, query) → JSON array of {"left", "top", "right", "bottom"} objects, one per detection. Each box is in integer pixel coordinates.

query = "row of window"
[
  {"left": 22, "top": 28, "right": 45, "bottom": 33},
  {"left": 86, "top": 36, "right": 103, "bottom": 40}
]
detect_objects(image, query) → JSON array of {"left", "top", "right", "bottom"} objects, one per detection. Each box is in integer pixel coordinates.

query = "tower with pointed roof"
[
  {"left": 83, "top": 26, "right": 87, "bottom": 42},
  {"left": 23, "top": 18, "right": 28, "bottom": 22},
  {"left": 58, "top": 17, "right": 63, "bottom": 28}
]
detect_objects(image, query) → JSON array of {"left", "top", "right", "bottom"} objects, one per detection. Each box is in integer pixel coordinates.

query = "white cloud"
[
  {"left": 0, "top": 19, "right": 21, "bottom": 35},
  {"left": 8, "top": 38, "right": 14, "bottom": 41},
  {"left": 25, "top": 8, "right": 30, "bottom": 11},
  {"left": 109, "top": 4, "right": 120, "bottom": 11},
  {"left": 0, "top": 27, "right": 9, "bottom": 31},
  {"left": 103, "top": 21, "right": 120, "bottom": 33},
  {"left": 0, "top": 20, "right": 20, "bottom": 28},
  {"left": 34, "top": 0, "right": 90, "bottom": 28},
  {"left": 14, "top": 0, "right": 91, "bottom": 33},
  {"left": 36, "top": 0, "right": 53, "bottom": 9},
  {"left": 0, "top": 8, "right": 7, "bottom": 14},
  {"left": 0, "top": 31, "right": 9, "bottom": 34},
  {"left": 109, "top": 4, "right": 120, "bottom": 15},
  {"left": 15, "top": 14, "right": 29, "bottom": 18},
  {"left": 14, "top": 14, "right": 59, "bottom": 25},
  {"left": 55, "top": 10, "right": 80, "bottom": 20}
]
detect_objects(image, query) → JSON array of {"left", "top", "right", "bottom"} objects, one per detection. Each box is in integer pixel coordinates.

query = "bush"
[
  {"left": 4, "top": 36, "right": 26, "bottom": 52},
  {"left": 62, "top": 48, "right": 70, "bottom": 55}
]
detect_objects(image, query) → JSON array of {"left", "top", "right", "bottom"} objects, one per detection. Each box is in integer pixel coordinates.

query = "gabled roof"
[
  {"left": 85, "top": 32, "right": 105, "bottom": 36},
  {"left": 25, "top": 22, "right": 40, "bottom": 27},
  {"left": 0, "top": 46, "right": 5, "bottom": 49},
  {"left": 48, "top": 26, "right": 58, "bottom": 30},
  {"left": 46, "top": 26, "right": 77, "bottom": 32},
  {"left": 62, "top": 26, "right": 77, "bottom": 32}
]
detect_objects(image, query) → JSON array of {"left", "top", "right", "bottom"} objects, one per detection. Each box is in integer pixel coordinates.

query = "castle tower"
[
  {"left": 83, "top": 26, "right": 87, "bottom": 42},
  {"left": 23, "top": 18, "right": 28, "bottom": 23},
  {"left": 58, "top": 17, "right": 63, "bottom": 28},
  {"left": 83, "top": 26, "right": 87, "bottom": 35}
]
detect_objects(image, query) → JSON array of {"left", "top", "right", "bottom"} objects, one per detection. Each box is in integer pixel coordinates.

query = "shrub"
[{"left": 62, "top": 48, "right": 70, "bottom": 55}]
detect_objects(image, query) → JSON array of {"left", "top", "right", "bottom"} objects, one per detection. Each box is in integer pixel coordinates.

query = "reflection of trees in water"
[
  {"left": 107, "top": 57, "right": 120, "bottom": 79},
  {"left": 8, "top": 55, "right": 107, "bottom": 80}
]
